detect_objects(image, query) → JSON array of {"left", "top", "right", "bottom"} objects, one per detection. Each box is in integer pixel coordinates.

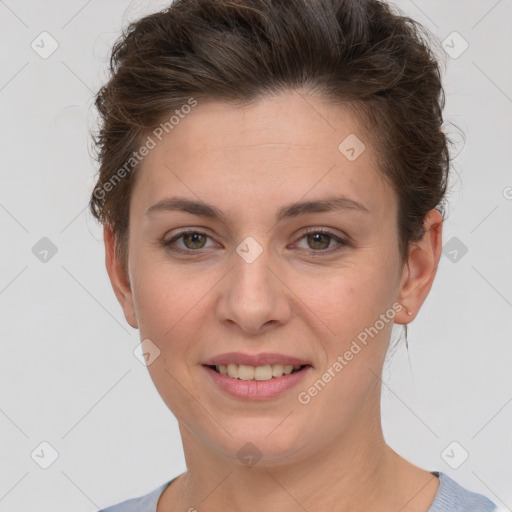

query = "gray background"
[{"left": 1, "top": 0, "right": 511, "bottom": 510}]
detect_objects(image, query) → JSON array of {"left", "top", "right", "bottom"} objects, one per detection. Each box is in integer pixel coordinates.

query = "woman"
[{"left": 90, "top": 0, "right": 498, "bottom": 510}]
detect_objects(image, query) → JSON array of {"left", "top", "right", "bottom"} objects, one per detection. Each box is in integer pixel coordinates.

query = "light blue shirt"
[{"left": 98, "top": 471, "right": 498, "bottom": 511}]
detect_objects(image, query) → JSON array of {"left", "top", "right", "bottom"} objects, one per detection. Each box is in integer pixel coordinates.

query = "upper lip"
[{"left": 203, "top": 352, "right": 312, "bottom": 367}]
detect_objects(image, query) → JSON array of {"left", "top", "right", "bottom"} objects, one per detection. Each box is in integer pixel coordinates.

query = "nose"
[{"left": 215, "top": 241, "right": 292, "bottom": 335}]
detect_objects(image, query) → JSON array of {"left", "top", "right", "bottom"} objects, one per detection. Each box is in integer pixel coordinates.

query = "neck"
[{"left": 158, "top": 401, "right": 437, "bottom": 512}]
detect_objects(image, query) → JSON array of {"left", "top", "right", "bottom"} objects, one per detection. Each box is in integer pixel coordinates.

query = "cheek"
[
  {"left": 294, "top": 260, "right": 397, "bottom": 342},
  {"left": 129, "top": 263, "right": 209, "bottom": 414},
  {"left": 133, "top": 276, "right": 194, "bottom": 342},
  {"left": 298, "top": 276, "right": 395, "bottom": 422},
  {"left": 131, "top": 275, "right": 173, "bottom": 340},
  {"left": 295, "top": 259, "right": 398, "bottom": 405},
  {"left": 130, "top": 256, "right": 216, "bottom": 359}
]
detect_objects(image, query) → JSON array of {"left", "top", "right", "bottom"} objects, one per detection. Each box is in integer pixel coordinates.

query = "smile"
[
  {"left": 207, "top": 363, "right": 306, "bottom": 381},
  {"left": 202, "top": 363, "right": 312, "bottom": 400}
]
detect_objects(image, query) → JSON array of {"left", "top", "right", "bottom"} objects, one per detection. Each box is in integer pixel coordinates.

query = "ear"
[
  {"left": 104, "top": 226, "right": 138, "bottom": 329},
  {"left": 394, "top": 209, "right": 443, "bottom": 325}
]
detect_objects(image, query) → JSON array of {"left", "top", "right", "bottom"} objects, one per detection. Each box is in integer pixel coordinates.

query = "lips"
[
  {"left": 202, "top": 352, "right": 312, "bottom": 367},
  {"left": 203, "top": 362, "right": 312, "bottom": 400}
]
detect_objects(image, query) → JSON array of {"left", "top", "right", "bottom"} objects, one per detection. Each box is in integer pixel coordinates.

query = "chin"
[{"left": 207, "top": 420, "right": 308, "bottom": 466}]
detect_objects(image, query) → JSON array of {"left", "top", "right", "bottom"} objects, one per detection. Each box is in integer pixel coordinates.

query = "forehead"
[{"left": 131, "top": 91, "right": 394, "bottom": 222}]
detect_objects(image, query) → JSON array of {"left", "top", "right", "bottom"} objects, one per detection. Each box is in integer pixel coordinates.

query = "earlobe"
[
  {"left": 395, "top": 209, "right": 443, "bottom": 325},
  {"left": 103, "top": 226, "right": 138, "bottom": 329}
]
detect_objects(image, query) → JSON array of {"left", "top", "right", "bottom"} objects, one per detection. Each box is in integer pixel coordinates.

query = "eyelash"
[{"left": 162, "top": 227, "right": 349, "bottom": 257}]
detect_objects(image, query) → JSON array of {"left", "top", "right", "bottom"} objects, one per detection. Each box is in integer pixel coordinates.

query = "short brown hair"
[{"left": 89, "top": 0, "right": 450, "bottom": 272}]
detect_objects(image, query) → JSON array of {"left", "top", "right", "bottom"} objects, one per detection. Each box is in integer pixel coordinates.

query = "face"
[{"left": 106, "top": 90, "right": 438, "bottom": 467}]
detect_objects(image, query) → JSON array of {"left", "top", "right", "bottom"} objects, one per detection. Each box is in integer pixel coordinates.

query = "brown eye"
[
  {"left": 306, "top": 232, "right": 331, "bottom": 250},
  {"left": 181, "top": 232, "right": 208, "bottom": 249},
  {"left": 163, "top": 230, "right": 215, "bottom": 254},
  {"left": 294, "top": 228, "right": 349, "bottom": 256}
]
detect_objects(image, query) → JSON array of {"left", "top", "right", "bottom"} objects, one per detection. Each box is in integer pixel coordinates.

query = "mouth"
[
  {"left": 203, "top": 363, "right": 311, "bottom": 381},
  {"left": 202, "top": 361, "right": 312, "bottom": 400}
]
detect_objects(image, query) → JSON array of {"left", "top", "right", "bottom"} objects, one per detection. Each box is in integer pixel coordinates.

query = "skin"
[{"left": 104, "top": 90, "right": 443, "bottom": 512}]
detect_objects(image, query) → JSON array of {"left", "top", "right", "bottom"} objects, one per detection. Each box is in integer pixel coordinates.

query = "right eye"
[{"left": 162, "top": 230, "right": 217, "bottom": 254}]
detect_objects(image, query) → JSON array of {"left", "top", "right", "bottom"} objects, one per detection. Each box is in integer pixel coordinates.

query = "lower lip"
[{"left": 203, "top": 365, "right": 312, "bottom": 400}]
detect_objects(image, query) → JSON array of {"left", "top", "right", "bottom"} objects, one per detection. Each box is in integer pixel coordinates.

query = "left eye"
[{"left": 294, "top": 229, "right": 348, "bottom": 253}]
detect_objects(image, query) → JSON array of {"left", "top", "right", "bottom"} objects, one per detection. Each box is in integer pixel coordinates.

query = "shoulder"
[
  {"left": 97, "top": 480, "right": 172, "bottom": 512},
  {"left": 428, "top": 472, "right": 498, "bottom": 512}
]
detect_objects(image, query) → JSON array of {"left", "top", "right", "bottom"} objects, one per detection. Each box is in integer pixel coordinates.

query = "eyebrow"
[{"left": 145, "top": 195, "right": 370, "bottom": 222}]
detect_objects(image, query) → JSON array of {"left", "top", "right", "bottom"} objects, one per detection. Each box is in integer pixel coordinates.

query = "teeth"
[
  {"left": 272, "top": 364, "right": 284, "bottom": 377},
  {"left": 238, "top": 364, "right": 255, "bottom": 380},
  {"left": 216, "top": 363, "right": 303, "bottom": 380},
  {"left": 227, "top": 363, "right": 238, "bottom": 379}
]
